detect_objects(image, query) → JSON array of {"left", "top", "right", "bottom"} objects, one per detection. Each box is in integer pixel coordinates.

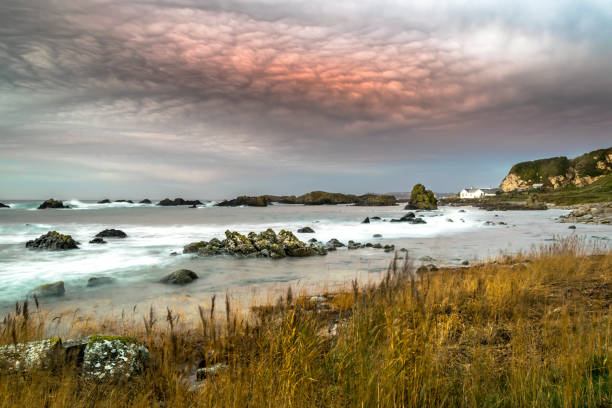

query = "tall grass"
[{"left": 1, "top": 239, "right": 610, "bottom": 407}]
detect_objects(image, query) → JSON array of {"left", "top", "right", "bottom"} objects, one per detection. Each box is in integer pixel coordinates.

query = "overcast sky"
[{"left": 1, "top": 0, "right": 611, "bottom": 199}]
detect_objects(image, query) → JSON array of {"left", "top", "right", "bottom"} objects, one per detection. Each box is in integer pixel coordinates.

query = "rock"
[
  {"left": 170, "top": 251, "right": 178, "bottom": 256},
  {"left": 325, "top": 238, "right": 345, "bottom": 250},
  {"left": 26, "top": 231, "right": 79, "bottom": 250},
  {"left": 196, "top": 363, "right": 228, "bottom": 381},
  {"left": 158, "top": 198, "right": 203, "bottom": 206},
  {"left": 189, "top": 204, "right": 197, "bottom": 208},
  {"left": 361, "top": 217, "right": 370, "bottom": 224},
  {"left": 297, "top": 227, "right": 315, "bottom": 233},
  {"left": 373, "top": 234, "right": 382, "bottom": 238},
  {"left": 114, "top": 200, "right": 134, "bottom": 203},
  {"left": 371, "top": 216, "right": 382, "bottom": 220},
  {"left": 32, "top": 281, "right": 65, "bottom": 298},
  {"left": 461, "top": 260, "right": 470, "bottom": 266},
  {"left": 183, "top": 241, "right": 208, "bottom": 254},
  {"left": 419, "top": 256, "right": 435, "bottom": 262},
  {"left": 353, "top": 194, "right": 397, "bottom": 206},
  {"left": 38, "top": 199, "right": 69, "bottom": 209},
  {"left": 568, "top": 225, "right": 576, "bottom": 229},
  {"left": 216, "top": 196, "right": 268, "bottom": 207},
  {"left": 372, "top": 243, "right": 382, "bottom": 249},
  {"left": 95, "top": 229, "right": 127, "bottom": 238},
  {"left": 404, "top": 184, "right": 438, "bottom": 210},
  {"left": 0, "top": 202, "right": 9, "bottom": 208},
  {"left": 383, "top": 244, "right": 395, "bottom": 253},
  {"left": 139, "top": 199, "right": 152, "bottom": 204},
  {"left": 82, "top": 335, "right": 149, "bottom": 380},
  {"left": 87, "top": 277, "right": 115, "bottom": 287},
  {"left": 160, "top": 269, "right": 199, "bottom": 284},
  {"left": 446, "top": 218, "right": 454, "bottom": 222},
  {"left": 308, "top": 238, "right": 318, "bottom": 243},
  {"left": 458, "top": 209, "right": 466, "bottom": 213},
  {"left": 97, "top": 199, "right": 111, "bottom": 204},
  {"left": 89, "top": 237, "right": 107, "bottom": 244},
  {"left": 347, "top": 240, "right": 364, "bottom": 250},
  {"left": 0, "top": 338, "right": 63, "bottom": 374},
  {"left": 416, "top": 264, "right": 438, "bottom": 274}
]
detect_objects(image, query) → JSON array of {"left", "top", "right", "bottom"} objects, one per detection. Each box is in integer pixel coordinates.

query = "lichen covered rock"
[
  {"left": 0, "top": 338, "right": 63, "bottom": 374},
  {"left": 26, "top": 231, "right": 79, "bottom": 250},
  {"left": 82, "top": 335, "right": 149, "bottom": 380},
  {"left": 405, "top": 184, "right": 438, "bottom": 210}
]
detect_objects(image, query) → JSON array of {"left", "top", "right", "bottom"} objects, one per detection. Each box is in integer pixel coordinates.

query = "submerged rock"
[
  {"left": 32, "top": 281, "right": 65, "bottom": 298},
  {"left": 38, "top": 199, "right": 69, "bottom": 209},
  {"left": 297, "top": 226, "right": 315, "bottom": 233},
  {"left": 160, "top": 269, "right": 199, "bottom": 284},
  {"left": 139, "top": 199, "right": 152, "bottom": 204},
  {"left": 158, "top": 198, "right": 203, "bottom": 206},
  {"left": 89, "top": 237, "right": 107, "bottom": 244},
  {"left": 0, "top": 202, "right": 9, "bottom": 208},
  {"left": 97, "top": 199, "right": 111, "bottom": 204},
  {"left": 95, "top": 229, "right": 127, "bottom": 238},
  {"left": 26, "top": 231, "right": 79, "bottom": 250},
  {"left": 87, "top": 277, "right": 115, "bottom": 287}
]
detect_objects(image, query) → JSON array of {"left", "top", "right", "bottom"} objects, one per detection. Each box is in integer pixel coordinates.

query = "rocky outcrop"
[
  {"left": 160, "top": 269, "right": 199, "bottom": 284},
  {"left": 26, "top": 231, "right": 79, "bottom": 250},
  {"left": 157, "top": 198, "right": 203, "bottom": 206},
  {"left": 390, "top": 212, "right": 427, "bottom": 223},
  {"left": 97, "top": 199, "right": 111, "bottom": 204},
  {"left": 500, "top": 147, "right": 612, "bottom": 192},
  {"left": 89, "top": 237, "right": 107, "bottom": 244},
  {"left": 95, "top": 229, "right": 127, "bottom": 238},
  {"left": 216, "top": 196, "right": 268, "bottom": 207},
  {"left": 183, "top": 229, "right": 327, "bottom": 259},
  {"left": 361, "top": 217, "right": 370, "bottom": 224},
  {"left": 558, "top": 202, "right": 612, "bottom": 225},
  {"left": 32, "top": 281, "right": 65, "bottom": 298},
  {"left": 139, "top": 199, "right": 152, "bottom": 204},
  {"left": 297, "top": 227, "right": 315, "bottom": 233},
  {"left": 0, "top": 336, "right": 149, "bottom": 381},
  {"left": 38, "top": 199, "right": 69, "bottom": 209},
  {"left": 0, "top": 202, "right": 9, "bottom": 208},
  {"left": 354, "top": 194, "right": 397, "bottom": 206},
  {"left": 405, "top": 184, "right": 437, "bottom": 210}
]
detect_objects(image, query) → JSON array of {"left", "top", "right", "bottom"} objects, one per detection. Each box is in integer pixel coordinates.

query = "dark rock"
[
  {"left": 446, "top": 218, "right": 454, "bottom": 222},
  {"left": 89, "top": 237, "right": 107, "bottom": 244},
  {"left": 353, "top": 194, "right": 397, "bottom": 206},
  {"left": 297, "top": 227, "right": 315, "bottom": 233},
  {"left": 373, "top": 234, "right": 382, "bottom": 238},
  {"left": 0, "top": 202, "right": 9, "bottom": 208},
  {"left": 568, "top": 225, "right": 576, "bottom": 229},
  {"left": 461, "top": 260, "right": 470, "bottom": 266},
  {"left": 498, "top": 222, "right": 507, "bottom": 225},
  {"left": 308, "top": 238, "right": 318, "bottom": 243},
  {"left": 160, "top": 269, "right": 199, "bottom": 284},
  {"left": 326, "top": 238, "right": 345, "bottom": 248},
  {"left": 216, "top": 196, "right": 268, "bottom": 207},
  {"left": 417, "top": 264, "right": 438, "bottom": 274},
  {"left": 38, "top": 199, "right": 69, "bottom": 209},
  {"left": 383, "top": 244, "right": 395, "bottom": 253},
  {"left": 372, "top": 243, "right": 382, "bottom": 249},
  {"left": 32, "top": 281, "right": 65, "bottom": 298},
  {"left": 95, "top": 229, "right": 127, "bottom": 238},
  {"left": 189, "top": 204, "right": 197, "bottom": 208},
  {"left": 361, "top": 217, "right": 370, "bottom": 224},
  {"left": 158, "top": 198, "right": 203, "bottom": 206},
  {"left": 97, "top": 199, "right": 111, "bottom": 204},
  {"left": 87, "top": 277, "right": 115, "bottom": 287},
  {"left": 170, "top": 251, "right": 178, "bottom": 256},
  {"left": 139, "top": 199, "right": 152, "bottom": 204},
  {"left": 459, "top": 209, "right": 466, "bottom": 213},
  {"left": 370, "top": 216, "right": 381, "bottom": 220},
  {"left": 114, "top": 200, "right": 133, "bottom": 203},
  {"left": 26, "top": 231, "right": 79, "bottom": 250},
  {"left": 404, "top": 184, "right": 438, "bottom": 210},
  {"left": 347, "top": 240, "right": 364, "bottom": 250}
]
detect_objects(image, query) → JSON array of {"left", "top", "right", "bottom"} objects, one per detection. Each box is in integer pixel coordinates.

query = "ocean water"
[{"left": 0, "top": 200, "right": 610, "bottom": 315}]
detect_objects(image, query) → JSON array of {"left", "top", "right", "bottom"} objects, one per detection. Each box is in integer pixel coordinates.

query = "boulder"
[
  {"left": 308, "top": 238, "right": 318, "bottom": 243},
  {"left": 160, "top": 269, "right": 199, "bottom": 285},
  {"left": 373, "top": 234, "right": 382, "bottom": 238},
  {"left": 0, "top": 202, "right": 9, "bottom": 208},
  {"left": 568, "top": 225, "right": 576, "bottom": 229},
  {"left": 383, "top": 244, "right": 395, "bottom": 253},
  {"left": 361, "top": 217, "right": 370, "bottom": 224},
  {"left": 416, "top": 264, "right": 439, "bottom": 274},
  {"left": 371, "top": 216, "right": 382, "bottom": 220},
  {"left": 38, "top": 199, "right": 69, "bottom": 209},
  {"left": 0, "top": 338, "right": 63, "bottom": 374},
  {"left": 297, "top": 227, "right": 315, "bottom": 233},
  {"left": 87, "top": 277, "right": 115, "bottom": 287},
  {"left": 139, "top": 199, "right": 152, "bottom": 204},
  {"left": 97, "top": 199, "right": 111, "bottom": 204},
  {"left": 95, "top": 229, "right": 127, "bottom": 238},
  {"left": 26, "top": 231, "right": 79, "bottom": 250},
  {"left": 114, "top": 200, "right": 134, "bottom": 203},
  {"left": 158, "top": 198, "right": 203, "bottom": 206},
  {"left": 461, "top": 260, "right": 470, "bottom": 266},
  {"left": 89, "top": 237, "right": 107, "bottom": 244},
  {"left": 81, "top": 335, "right": 149, "bottom": 380},
  {"left": 347, "top": 240, "right": 364, "bottom": 250},
  {"left": 183, "top": 241, "right": 208, "bottom": 254},
  {"left": 32, "top": 281, "right": 65, "bottom": 298},
  {"left": 216, "top": 196, "right": 268, "bottom": 207},
  {"left": 325, "top": 238, "right": 345, "bottom": 249},
  {"left": 404, "top": 184, "right": 438, "bottom": 210}
]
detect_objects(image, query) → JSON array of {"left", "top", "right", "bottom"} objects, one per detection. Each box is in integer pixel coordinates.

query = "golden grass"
[{"left": 1, "top": 237, "right": 610, "bottom": 407}]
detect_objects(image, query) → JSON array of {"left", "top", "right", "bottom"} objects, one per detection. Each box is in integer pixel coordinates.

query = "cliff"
[{"left": 500, "top": 147, "right": 612, "bottom": 192}]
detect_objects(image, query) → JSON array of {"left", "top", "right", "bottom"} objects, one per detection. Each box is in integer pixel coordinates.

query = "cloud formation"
[{"left": 1, "top": 0, "right": 611, "bottom": 198}]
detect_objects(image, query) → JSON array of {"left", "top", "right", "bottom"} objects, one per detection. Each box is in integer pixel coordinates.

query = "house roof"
[{"left": 461, "top": 187, "right": 501, "bottom": 194}]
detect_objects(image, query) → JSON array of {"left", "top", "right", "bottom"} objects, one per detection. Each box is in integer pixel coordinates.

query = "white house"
[{"left": 459, "top": 187, "right": 501, "bottom": 199}]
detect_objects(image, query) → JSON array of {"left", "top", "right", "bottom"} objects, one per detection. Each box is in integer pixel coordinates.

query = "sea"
[{"left": 1, "top": 200, "right": 610, "bottom": 317}]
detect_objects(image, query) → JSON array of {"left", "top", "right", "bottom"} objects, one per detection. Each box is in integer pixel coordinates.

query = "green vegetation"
[
  {"left": 2, "top": 239, "right": 609, "bottom": 407},
  {"left": 538, "top": 173, "right": 612, "bottom": 204},
  {"left": 406, "top": 183, "right": 437, "bottom": 209},
  {"left": 509, "top": 156, "right": 570, "bottom": 184}
]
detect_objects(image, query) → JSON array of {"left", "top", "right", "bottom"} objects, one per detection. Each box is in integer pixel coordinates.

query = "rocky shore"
[
  {"left": 37, "top": 198, "right": 69, "bottom": 209},
  {"left": 217, "top": 191, "right": 397, "bottom": 207},
  {"left": 442, "top": 196, "right": 547, "bottom": 211},
  {"left": 558, "top": 202, "right": 612, "bottom": 225}
]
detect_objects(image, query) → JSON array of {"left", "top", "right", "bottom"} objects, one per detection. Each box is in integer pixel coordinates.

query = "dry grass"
[{"left": 1, "top": 237, "right": 611, "bottom": 407}]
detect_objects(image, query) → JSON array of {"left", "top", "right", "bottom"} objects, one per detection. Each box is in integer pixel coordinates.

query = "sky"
[{"left": 1, "top": 0, "right": 611, "bottom": 199}]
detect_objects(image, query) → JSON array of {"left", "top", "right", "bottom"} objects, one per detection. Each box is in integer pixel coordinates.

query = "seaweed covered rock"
[
  {"left": 95, "top": 229, "right": 127, "bottom": 238},
  {"left": 157, "top": 198, "right": 203, "bottom": 206},
  {"left": 82, "top": 335, "right": 149, "bottom": 380},
  {"left": 405, "top": 184, "right": 438, "bottom": 210},
  {"left": 32, "top": 281, "right": 65, "bottom": 298},
  {"left": 26, "top": 231, "right": 79, "bottom": 250},
  {"left": 216, "top": 196, "right": 268, "bottom": 207},
  {"left": 160, "top": 269, "right": 199, "bottom": 284},
  {"left": 184, "top": 228, "right": 326, "bottom": 259},
  {"left": 354, "top": 194, "right": 397, "bottom": 206},
  {"left": 38, "top": 199, "right": 69, "bottom": 209}
]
